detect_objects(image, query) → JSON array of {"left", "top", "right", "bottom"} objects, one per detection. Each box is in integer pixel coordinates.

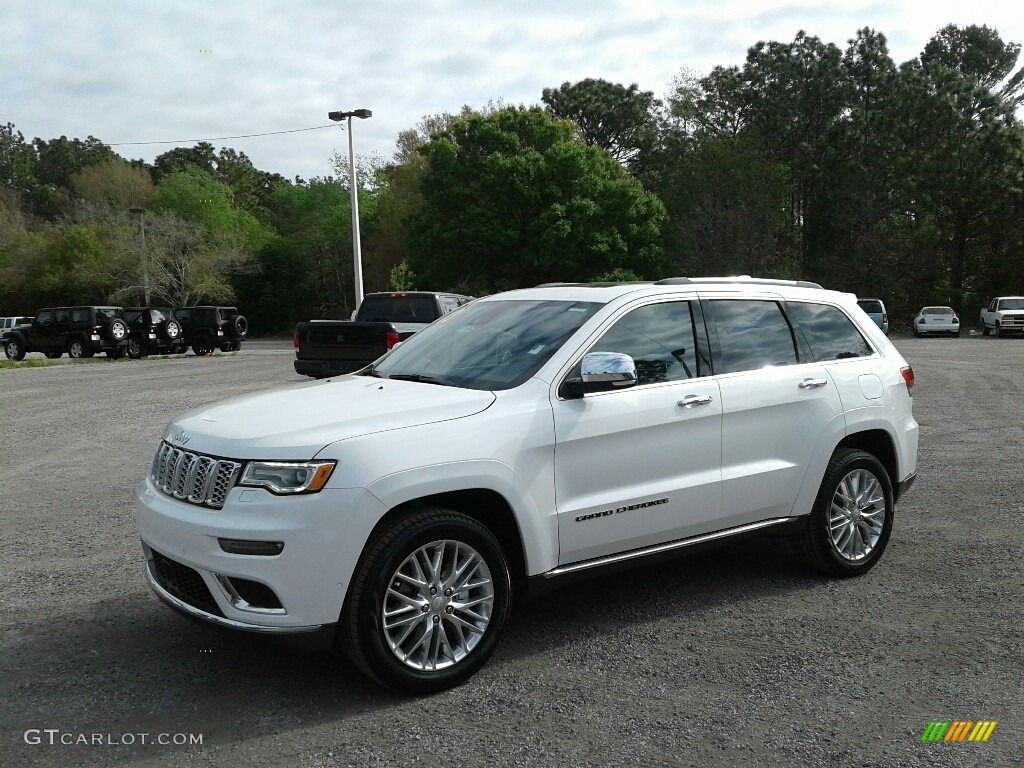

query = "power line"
[{"left": 107, "top": 123, "right": 343, "bottom": 147}]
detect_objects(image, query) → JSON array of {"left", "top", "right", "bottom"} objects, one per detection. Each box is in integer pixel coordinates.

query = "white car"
[
  {"left": 136, "top": 277, "right": 919, "bottom": 693},
  {"left": 913, "top": 306, "right": 960, "bottom": 337}
]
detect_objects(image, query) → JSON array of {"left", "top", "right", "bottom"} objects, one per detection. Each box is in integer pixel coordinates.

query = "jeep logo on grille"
[{"left": 171, "top": 430, "right": 191, "bottom": 446}]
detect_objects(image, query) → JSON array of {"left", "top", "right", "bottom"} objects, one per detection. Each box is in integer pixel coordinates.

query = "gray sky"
[{"left": 2, "top": 0, "right": 1022, "bottom": 181}]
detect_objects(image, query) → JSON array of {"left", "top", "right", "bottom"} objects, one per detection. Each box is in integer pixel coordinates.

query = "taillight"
[
  {"left": 293, "top": 330, "right": 301, "bottom": 350},
  {"left": 952, "top": 317, "right": 959, "bottom": 324},
  {"left": 901, "top": 366, "right": 914, "bottom": 395},
  {"left": 385, "top": 331, "right": 400, "bottom": 350},
  {"left": 882, "top": 313, "right": 888, "bottom": 324}
]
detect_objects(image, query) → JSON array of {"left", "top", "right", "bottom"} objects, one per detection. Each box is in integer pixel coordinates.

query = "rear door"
[
  {"left": 553, "top": 298, "right": 723, "bottom": 564},
  {"left": 705, "top": 296, "right": 845, "bottom": 524}
]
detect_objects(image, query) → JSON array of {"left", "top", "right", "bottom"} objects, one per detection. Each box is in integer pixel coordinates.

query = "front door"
[{"left": 553, "top": 299, "right": 723, "bottom": 565}]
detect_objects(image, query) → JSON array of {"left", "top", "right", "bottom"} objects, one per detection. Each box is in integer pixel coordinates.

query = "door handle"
[
  {"left": 677, "top": 394, "right": 713, "bottom": 408},
  {"left": 798, "top": 378, "right": 828, "bottom": 389}
]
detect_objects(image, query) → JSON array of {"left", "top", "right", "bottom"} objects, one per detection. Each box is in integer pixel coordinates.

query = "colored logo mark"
[{"left": 920, "top": 721, "right": 997, "bottom": 742}]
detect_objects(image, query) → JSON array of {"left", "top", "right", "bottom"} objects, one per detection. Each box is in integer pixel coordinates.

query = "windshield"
[
  {"left": 368, "top": 299, "right": 601, "bottom": 391},
  {"left": 998, "top": 299, "right": 1024, "bottom": 310}
]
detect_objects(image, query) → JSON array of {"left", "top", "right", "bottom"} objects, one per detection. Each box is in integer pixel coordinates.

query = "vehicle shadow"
[{"left": 2, "top": 537, "right": 825, "bottom": 766}]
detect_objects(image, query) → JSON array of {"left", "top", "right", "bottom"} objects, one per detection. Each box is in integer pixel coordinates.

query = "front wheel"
[
  {"left": 127, "top": 338, "right": 146, "bottom": 359},
  {"left": 341, "top": 508, "right": 513, "bottom": 694},
  {"left": 192, "top": 336, "right": 214, "bottom": 356},
  {"left": 798, "top": 448, "right": 893, "bottom": 577},
  {"left": 5, "top": 340, "right": 26, "bottom": 361}
]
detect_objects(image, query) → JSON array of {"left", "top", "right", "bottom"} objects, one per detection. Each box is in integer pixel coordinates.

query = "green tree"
[
  {"left": 407, "top": 107, "right": 666, "bottom": 291},
  {"left": 542, "top": 78, "right": 661, "bottom": 166}
]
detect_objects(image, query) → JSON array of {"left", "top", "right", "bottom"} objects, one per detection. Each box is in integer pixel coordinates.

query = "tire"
[
  {"left": 995, "top": 322, "right": 1004, "bottom": 338},
  {"left": 107, "top": 347, "right": 126, "bottom": 359},
  {"left": 45, "top": 352, "right": 63, "bottom": 359},
  {"left": 982, "top": 322, "right": 990, "bottom": 336},
  {"left": 5, "top": 339, "right": 26, "bottom": 361},
  {"left": 162, "top": 320, "right": 181, "bottom": 341},
  {"left": 192, "top": 335, "right": 215, "bottom": 356},
  {"left": 106, "top": 319, "right": 128, "bottom": 343},
  {"left": 341, "top": 508, "right": 513, "bottom": 694},
  {"left": 232, "top": 314, "right": 248, "bottom": 338},
  {"left": 127, "top": 338, "right": 146, "bottom": 359},
  {"left": 798, "top": 448, "right": 894, "bottom": 577},
  {"left": 67, "top": 339, "right": 87, "bottom": 359}
]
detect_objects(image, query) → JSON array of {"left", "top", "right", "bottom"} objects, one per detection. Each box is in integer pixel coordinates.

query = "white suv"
[{"left": 136, "top": 278, "right": 919, "bottom": 693}]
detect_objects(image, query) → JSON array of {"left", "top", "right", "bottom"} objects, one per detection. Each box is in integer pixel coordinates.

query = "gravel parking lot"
[{"left": 2, "top": 336, "right": 1022, "bottom": 767}]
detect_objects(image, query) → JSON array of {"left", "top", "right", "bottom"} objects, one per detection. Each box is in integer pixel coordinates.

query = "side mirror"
[{"left": 563, "top": 352, "right": 637, "bottom": 397}]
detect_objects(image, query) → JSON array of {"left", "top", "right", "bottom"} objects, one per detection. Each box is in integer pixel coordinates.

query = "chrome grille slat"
[{"left": 150, "top": 441, "right": 241, "bottom": 509}]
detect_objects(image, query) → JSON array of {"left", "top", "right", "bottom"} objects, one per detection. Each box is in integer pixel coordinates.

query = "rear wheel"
[
  {"left": 5, "top": 339, "right": 26, "bottom": 361},
  {"left": 68, "top": 339, "right": 87, "bottom": 359},
  {"left": 982, "top": 321, "right": 990, "bottom": 336},
  {"left": 798, "top": 448, "right": 894, "bottom": 577},
  {"left": 341, "top": 508, "right": 513, "bottom": 694}
]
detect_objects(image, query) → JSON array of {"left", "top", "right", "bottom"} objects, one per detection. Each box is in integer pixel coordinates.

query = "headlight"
[{"left": 239, "top": 461, "right": 335, "bottom": 494}]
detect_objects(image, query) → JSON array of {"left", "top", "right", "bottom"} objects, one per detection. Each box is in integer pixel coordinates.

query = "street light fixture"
[{"left": 328, "top": 108, "right": 373, "bottom": 309}]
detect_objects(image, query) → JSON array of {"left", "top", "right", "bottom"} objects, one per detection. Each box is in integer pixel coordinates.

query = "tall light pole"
[
  {"left": 328, "top": 108, "right": 372, "bottom": 309},
  {"left": 129, "top": 206, "right": 150, "bottom": 305}
]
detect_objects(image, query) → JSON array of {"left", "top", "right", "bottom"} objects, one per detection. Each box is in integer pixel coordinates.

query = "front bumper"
[{"left": 136, "top": 477, "right": 386, "bottom": 633}]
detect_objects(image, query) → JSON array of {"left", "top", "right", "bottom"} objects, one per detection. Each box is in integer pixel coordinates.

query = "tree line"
[{"left": 1, "top": 23, "right": 1021, "bottom": 333}]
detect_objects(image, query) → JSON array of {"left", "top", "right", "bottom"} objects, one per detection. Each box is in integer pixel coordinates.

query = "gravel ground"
[{"left": 1, "top": 336, "right": 1021, "bottom": 767}]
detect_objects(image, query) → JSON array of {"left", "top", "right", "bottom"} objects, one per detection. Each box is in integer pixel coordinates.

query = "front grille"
[
  {"left": 151, "top": 442, "right": 241, "bottom": 509},
  {"left": 150, "top": 549, "right": 224, "bottom": 617}
]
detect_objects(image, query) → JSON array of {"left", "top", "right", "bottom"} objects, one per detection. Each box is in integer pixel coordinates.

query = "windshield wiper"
[
  {"left": 360, "top": 365, "right": 385, "bottom": 378},
  {"left": 386, "top": 373, "right": 455, "bottom": 387}
]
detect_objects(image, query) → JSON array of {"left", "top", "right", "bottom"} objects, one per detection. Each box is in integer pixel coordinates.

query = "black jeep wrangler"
[
  {"left": 173, "top": 306, "right": 248, "bottom": 355},
  {"left": 124, "top": 307, "right": 183, "bottom": 359},
  {"left": 3, "top": 306, "right": 129, "bottom": 360}
]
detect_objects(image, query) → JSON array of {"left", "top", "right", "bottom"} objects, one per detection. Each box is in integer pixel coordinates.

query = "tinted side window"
[
  {"left": 36, "top": 311, "right": 54, "bottom": 325},
  {"left": 70, "top": 309, "right": 89, "bottom": 323},
  {"left": 711, "top": 300, "right": 797, "bottom": 374},
  {"left": 787, "top": 302, "right": 872, "bottom": 361},
  {"left": 176, "top": 309, "right": 191, "bottom": 323},
  {"left": 581, "top": 301, "right": 699, "bottom": 385}
]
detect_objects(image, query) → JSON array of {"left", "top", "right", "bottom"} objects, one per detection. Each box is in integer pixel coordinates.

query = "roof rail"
[{"left": 654, "top": 276, "right": 823, "bottom": 290}]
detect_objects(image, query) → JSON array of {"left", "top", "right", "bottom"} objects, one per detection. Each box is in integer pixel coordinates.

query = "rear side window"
[
  {"left": 787, "top": 302, "right": 873, "bottom": 361},
  {"left": 70, "top": 309, "right": 88, "bottom": 323},
  {"left": 125, "top": 310, "right": 142, "bottom": 324},
  {"left": 710, "top": 300, "right": 798, "bottom": 374}
]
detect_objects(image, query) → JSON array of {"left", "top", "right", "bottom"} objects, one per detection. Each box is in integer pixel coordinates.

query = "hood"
[{"left": 163, "top": 376, "right": 495, "bottom": 460}]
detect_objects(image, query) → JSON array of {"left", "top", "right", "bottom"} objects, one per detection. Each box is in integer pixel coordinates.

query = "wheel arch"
[
  {"left": 836, "top": 428, "right": 898, "bottom": 494},
  {"left": 364, "top": 488, "right": 529, "bottom": 602}
]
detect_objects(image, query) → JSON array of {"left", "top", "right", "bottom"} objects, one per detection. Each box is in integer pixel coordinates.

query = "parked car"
[
  {"left": 913, "top": 306, "right": 960, "bottom": 337},
  {"left": 173, "top": 306, "right": 247, "bottom": 355},
  {"left": 856, "top": 298, "right": 888, "bottom": 335},
  {"left": 3, "top": 306, "right": 129, "bottom": 360},
  {"left": 0, "top": 316, "right": 31, "bottom": 341},
  {"left": 294, "top": 291, "right": 473, "bottom": 378},
  {"left": 979, "top": 296, "right": 1024, "bottom": 337},
  {"left": 124, "top": 307, "right": 184, "bottom": 358},
  {"left": 136, "top": 276, "right": 918, "bottom": 694}
]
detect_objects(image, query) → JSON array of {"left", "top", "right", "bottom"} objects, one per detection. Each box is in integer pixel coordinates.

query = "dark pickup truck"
[{"left": 293, "top": 291, "right": 473, "bottom": 378}]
